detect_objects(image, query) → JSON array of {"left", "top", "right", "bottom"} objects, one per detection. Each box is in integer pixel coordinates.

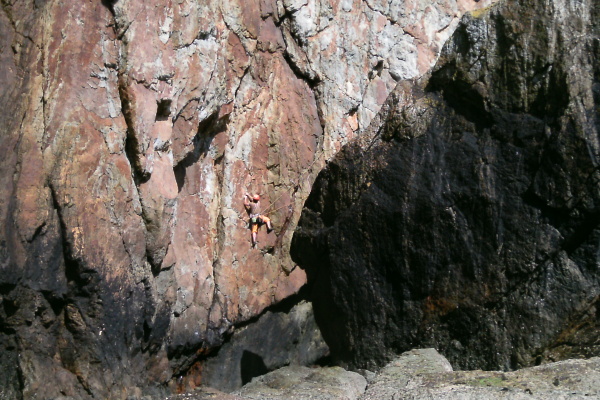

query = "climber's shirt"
[{"left": 247, "top": 201, "right": 261, "bottom": 218}]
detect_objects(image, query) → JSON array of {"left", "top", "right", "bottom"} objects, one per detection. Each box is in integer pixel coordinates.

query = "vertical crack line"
[
  {"left": 562, "top": 211, "right": 600, "bottom": 256},
  {"left": 49, "top": 182, "right": 69, "bottom": 271},
  {"left": 206, "top": 132, "right": 229, "bottom": 342},
  {"left": 117, "top": 70, "right": 147, "bottom": 185},
  {"left": 101, "top": 0, "right": 116, "bottom": 17},
  {"left": 234, "top": 63, "right": 251, "bottom": 102},
  {"left": 108, "top": 10, "right": 157, "bottom": 282},
  {"left": 117, "top": 76, "right": 155, "bottom": 275},
  {"left": 282, "top": 50, "right": 321, "bottom": 90},
  {"left": 208, "top": 199, "right": 227, "bottom": 337},
  {"left": 40, "top": 2, "right": 48, "bottom": 151}
]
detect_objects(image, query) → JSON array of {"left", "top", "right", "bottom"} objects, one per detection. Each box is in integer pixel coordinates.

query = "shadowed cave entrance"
[
  {"left": 240, "top": 351, "right": 269, "bottom": 386},
  {"left": 197, "top": 290, "right": 331, "bottom": 392}
]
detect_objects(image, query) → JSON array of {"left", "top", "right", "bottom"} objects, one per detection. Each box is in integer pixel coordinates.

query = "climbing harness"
[{"left": 250, "top": 214, "right": 262, "bottom": 224}]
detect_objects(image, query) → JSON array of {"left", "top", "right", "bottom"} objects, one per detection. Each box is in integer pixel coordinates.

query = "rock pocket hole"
[
  {"left": 369, "top": 60, "right": 385, "bottom": 79},
  {"left": 241, "top": 351, "right": 269, "bottom": 386},
  {"left": 156, "top": 99, "right": 172, "bottom": 121}
]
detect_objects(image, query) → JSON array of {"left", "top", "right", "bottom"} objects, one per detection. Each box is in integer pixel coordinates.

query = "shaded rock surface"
[
  {"left": 292, "top": 0, "right": 600, "bottom": 372},
  {"left": 168, "top": 349, "right": 600, "bottom": 400},
  {"left": 0, "top": 0, "right": 494, "bottom": 397},
  {"left": 199, "top": 300, "right": 329, "bottom": 392}
]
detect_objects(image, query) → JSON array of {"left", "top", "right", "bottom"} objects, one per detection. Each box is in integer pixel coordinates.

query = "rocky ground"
[{"left": 167, "top": 348, "right": 600, "bottom": 400}]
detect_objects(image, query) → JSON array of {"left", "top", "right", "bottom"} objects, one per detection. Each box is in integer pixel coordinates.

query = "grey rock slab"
[
  {"left": 360, "top": 348, "right": 454, "bottom": 399},
  {"left": 167, "top": 387, "right": 246, "bottom": 400},
  {"left": 360, "top": 349, "right": 600, "bottom": 400},
  {"left": 234, "top": 365, "right": 368, "bottom": 400}
]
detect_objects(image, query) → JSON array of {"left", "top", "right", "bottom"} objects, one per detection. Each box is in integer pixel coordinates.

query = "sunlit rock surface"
[{"left": 0, "top": 0, "right": 493, "bottom": 397}]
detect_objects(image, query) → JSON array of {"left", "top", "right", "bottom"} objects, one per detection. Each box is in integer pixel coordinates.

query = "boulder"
[{"left": 235, "top": 365, "right": 367, "bottom": 400}]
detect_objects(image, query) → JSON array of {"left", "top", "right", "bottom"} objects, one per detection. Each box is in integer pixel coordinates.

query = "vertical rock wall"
[
  {"left": 0, "top": 0, "right": 492, "bottom": 397},
  {"left": 293, "top": 0, "right": 600, "bottom": 372}
]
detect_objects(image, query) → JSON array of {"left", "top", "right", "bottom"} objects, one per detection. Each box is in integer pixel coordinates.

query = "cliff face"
[
  {"left": 293, "top": 0, "right": 600, "bottom": 372},
  {"left": 0, "top": 0, "right": 493, "bottom": 398}
]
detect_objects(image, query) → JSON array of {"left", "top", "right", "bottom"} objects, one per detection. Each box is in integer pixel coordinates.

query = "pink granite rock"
[{"left": 0, "top": 0, "right": 493, "bottom": 396}]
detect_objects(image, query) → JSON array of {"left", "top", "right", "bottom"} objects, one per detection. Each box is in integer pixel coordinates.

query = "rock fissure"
[
  {"left": 112, "top": 33, "right": 170, "bottom": 278},
  {"left": 48, "top": 182, "right": 82, "bottom": 289},
  {"left": 117, "top": 73, "right": 148, "bottom": 182},
  {"left": 273, "top": 8, "right": 294, "bottom": 29},
  {"left": 360, "top": 0, "right": 380, "bottom": 19},
  {"left": 25, "top": 221, "right": 46, "bottom": 244},
  {"left": 173, "top": 97, "right": 202, "bottom": 123},
  {"left": 100, "top": 0, "right": 117, "bottom": 17},
  {"left": 233, "top": 64, "right": 252, "bottom": 102},
  {"left": 174, "top": 108, "right": 229, "bottom": 192},
  {"left": 113, "top": 10, "right": 139, "bottom": 42},
  {"left": 282, "top": 50, "right": 321, "bottom": 90},
  {"left": 208, "top": 215, "right": 226, "bottom": 333}
]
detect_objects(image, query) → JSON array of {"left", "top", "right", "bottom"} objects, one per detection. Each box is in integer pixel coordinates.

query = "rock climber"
[{"left": 244, "top": 193, "right": 273, "bottom": 247}]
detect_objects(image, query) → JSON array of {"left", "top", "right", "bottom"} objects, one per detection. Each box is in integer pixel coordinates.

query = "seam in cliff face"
[
  {"left": 2, "top": 0, "right": 48, "bottom": 152},
  {"left": 173, "top": 96, "right": 201, "bottom": 123},
  {"left": 106, "top": 7, "right": 162, "bottom": 283},
  {"left": 100, "top": 0, "right": 116, "bottom": 16},
  {"left": 118, "top": 79, "right": 150, "bottom": 183},
  {"left": 282, "top": 50, "right": 321, "bottom": 90},
  {"left": 206, "top": 119, "right": 229, "bottom": 346},
  {"left": 178, "top": 285, "right": 314, "bottom": 385},
  {"left": 173, "top": 107, "right": 229, "bottom": 191},
  {"left": 562, "top": 211, "right": 600, "bottom": 256},
  {"left": 521, "top": 158, "right": 600, "bottom": 256},
  {"left": 273, "top": 7, "right": 294, "bottom": 28},
  {"left": 219, "top": 7, "right": 258, "bottom": 54},
  {"left": 48, "top": 181, "right": 100, "bottom": 397},
  {"left": 207, "top": 175, "right": 225, "bottom": 336},
  {"left": 48, "top": 182, "right": 94, "bottom": 298},
  {"left": 233, "top": 64, "right": 251, "bottom": 101},
  {"left": 108, "top": 4, "right": 141, "bottom": 42},
  {"left": 40, "top": 4, "right": 49, "bottom": 152}
]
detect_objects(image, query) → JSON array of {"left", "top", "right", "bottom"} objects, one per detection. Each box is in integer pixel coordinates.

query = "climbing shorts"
[{"left": 251, "top": 215, "right": 270, "bottom": 234}]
